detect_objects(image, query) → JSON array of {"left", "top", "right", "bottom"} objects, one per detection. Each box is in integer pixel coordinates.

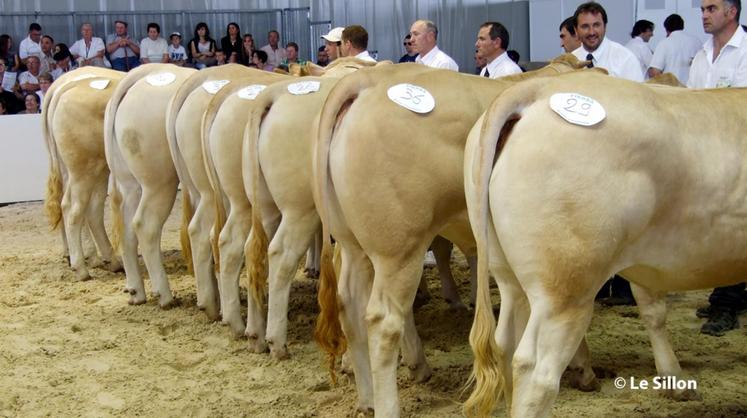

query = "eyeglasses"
[{"left": 403, "top": 42, "right": 412, "bottom": 46}]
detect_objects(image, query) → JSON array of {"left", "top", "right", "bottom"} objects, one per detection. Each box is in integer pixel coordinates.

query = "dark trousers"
[
  {"left": 111, "top": 56, "right": 140, "bottom": 72},
  {"left": 708, "top": 283, "right": 747, "bottom": 312}
]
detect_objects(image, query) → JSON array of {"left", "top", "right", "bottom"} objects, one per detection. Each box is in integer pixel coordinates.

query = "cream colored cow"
[
  {"left": 104, "top": 64, "right": 196, "bottom": 306},
  {"left": 464, "top": 71, "right": 740, "bottom": 417},
  {"left": 312, "top": 58, "right": 589, "bottom": 415},
  {"left": 43, "top": 67, "right": 123, "bottom": 276}
]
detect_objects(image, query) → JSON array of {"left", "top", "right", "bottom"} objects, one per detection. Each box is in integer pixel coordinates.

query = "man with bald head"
[{"left": 410, "top": 19, "right": 458, "bottom": 71}]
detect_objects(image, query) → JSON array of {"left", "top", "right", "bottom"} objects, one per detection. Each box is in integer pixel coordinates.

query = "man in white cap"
[
  {"left": 409, "top": 19, "right": 458, "bottom": 71},
  {"left": 321, "top": 27, "right": 344, "bottom": 62}
]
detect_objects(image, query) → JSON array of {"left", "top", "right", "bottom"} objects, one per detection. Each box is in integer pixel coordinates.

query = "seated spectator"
[
  {"left": 188, "top": 22, "right": 216, "bottom": 69},
  {"left": 215, "top": 49, "right": 227, "bottom": 66},
  {"left": 19, "top": 55, "right": 41, "bottom": 94},
  {"left": 70, "top": 23, "right": 108, "bottom": 67},
  {"left": 39, "top": 35, "right": 55, "bottom": 75},
  {"left": 106, "top": 20, "right": 140, "bottom": 71},
  {"left": 399, "top": 34, "right": 417, "bottom": 63},
  {"left": 18, "top": 92, "right": 40, "bottom": 114},
  {"left": 280, "top": 42, "right": 306, "bottom": 67},
  {"left": 241, "top": 34, "right": 255, "bottom": 65},
  {"left": 0, "top": 57, "right": 23, "bottom": 113},
  {"left": 168, "top": 32, "right": 187, "bottom": 66},
  {"left": 220, "top": 22, "right": 243, "bottom": 63},
  {"left": 316, "top": 45, "right": 329, "bottom": 66},
  {"left": 507, "top": 49, "right": 526, "bottom": 72},
  {"left": 51, "top": 44, "right": 75, "bottom": 79},
  {"left": 19, "top": 23, "right": 42, "bottom": 67},
  {"left": 252, "top": 50, "right": 272, "bottom": 71},
  {"left": 140, "top": 22, "right": 169, "bottom": 64},
  {"left": 1, "top": 34, "right": 19, "bottom": 72},
  {"left": 36, "top": 72, "right": 52, "bottom": 104}
]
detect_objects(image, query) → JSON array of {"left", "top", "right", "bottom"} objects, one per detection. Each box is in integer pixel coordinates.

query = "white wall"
[{"left": 0, "top": 114, "right": 48, "bottom": 204}]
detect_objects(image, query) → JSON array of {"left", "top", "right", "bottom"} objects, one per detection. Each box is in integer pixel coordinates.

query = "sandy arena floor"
[{"left": 1, "top": 196, "right": 747, "bottom": 417}]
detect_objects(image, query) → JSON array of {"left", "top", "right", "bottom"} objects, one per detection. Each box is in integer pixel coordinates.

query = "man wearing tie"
[
  {"left": 475, "top": 21, "right": 522, "bottom": 79},
  {"left": 571, "top": 2, "right": 643, "bottom": 82}
]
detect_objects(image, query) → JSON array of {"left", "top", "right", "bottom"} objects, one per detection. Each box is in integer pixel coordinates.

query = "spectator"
[
  {"left": 260, "top": 30, "right": 287, "bottom": 68},
  {"left": 340, "top": 25, "right": 376, "bottom": 62},
  {"left": 0, "top": 98, "right": 6, "bottom": 115},
  {"left": 168, "top": 32, "right": 187, "bottom": 66},
  {"left": 559, "top": 16, "right": 582, "bottom": 53},
  {"left": 475, "top": 21, "right": 521, "bottom": 78},
  {"left": 474, "top": 49, "right": 487, "bottom": 74},
  {"left": 0, "top": 57, "right": 23, "bottom": 113},
  {"left": 280, "top": 42, "right": 306, "bottom": 67},
  {"left": 106, "top": 20, "right": 140, "bottom": 71},
  {"left": 221, "top": 22, "right": 243, "bottom": 64},
  {"left": 19, "top": 23, "right": 42, "bottom": 66},
  {"left": 399, "top": 34, "right": 417, "bottom": 63},
  {"left": 188, "top": 22, "right": 216, "bottom": 69},
  {"left": 19, "top": 92, "right": 40, "bottom": 114},
  {"left": 252, "top": 50, "right": 272, "bottom": 71},
  {"left": 36, "top": 72, "right": 52, "bottom": 103},
  {"left": 648, "top": 14, "right": 702, "bottom": 83},
  {"left": 215, "top": 48, "right": 227, "bottom": 66},
  {"left": 321, "top": 27, "right": 344, "bottom": 63},
  {"left": 626, "top": 19, "right": 655, "bottom": 79},
  {"left": 70, "top": 23, "right": 108, "bottom": 67},
  {"left": 316, "top": 45, "right": 329, "bottom": 66},
  {"left": 241, "top": 34, "right": 256, "bottom": 65},
  {"left": 140, "top": 22, "right": 169, "bottom": 64},
  {"left": 39, "top": 35, "right": 55, "bottom": 75},
  {"left": 51, "top": 43, "right": 74, "bottom": 79},
  {"left": 18, "top": 55, "right": 41, "bottom": 94},
  {"left": 0, "top": 34, "right": 19, "bottom": 72},
  {"left": 410, "top": 19, "right": 459, "bottom": 71}
]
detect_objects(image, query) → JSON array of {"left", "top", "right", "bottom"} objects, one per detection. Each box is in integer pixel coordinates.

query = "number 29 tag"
[
  {"left": 549, "top": 93, "right": 605, "bottom": 127},
  {"left": 387, "top": 83, "right": 435, "bottom": 114}
]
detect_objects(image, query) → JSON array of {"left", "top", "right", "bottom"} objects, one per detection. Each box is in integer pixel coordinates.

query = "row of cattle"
[{"left": 41, "top": 55, "right": 744, "bottom": 418}]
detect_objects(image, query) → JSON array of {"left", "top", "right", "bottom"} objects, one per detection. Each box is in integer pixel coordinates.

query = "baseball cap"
[
  {"left": 321, "top": 27, "right": 344, "bottom": 43},
  {"left": 170, "top": 31, "right": 181, "bottom": 39}
]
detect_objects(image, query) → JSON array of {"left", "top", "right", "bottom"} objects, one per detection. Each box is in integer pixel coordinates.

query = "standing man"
[
  {"left": 106, "top": 20, "right": 140, "bottom": 71},
  {"left": 410, "top": 19, "right": 458, "bottom": 71},
  {"left": 688, "top": 0, "right": 747, "bottom": 336},
  {"left": 341, "top": 25, "right": 376, "bottom": 62},
  {"left": 625, "top": 19, "right": 655, "bottom": 78},
  {"left": 399, "top": 34, "right": 417, "bottom": 63},
  {"left": 475, "top": 21, "right": 521, "bottom": 78},
  {"left": 559, "top": 16, "right": 582, "bottom": 53},
  {"left": 260, "top": 30, "right": 286, "bottom": 69},
  {"left": 19, "top": 23, "right": 42, "bottom": 66},
  {"left": 648, "top": 14, "right": 702, "bottom": 83},
  {"left": 571, "top": 2, "right": 643, "bottom": 82},
  {"left": 321, "top": 27, "right": 344, "bottom": 63}
]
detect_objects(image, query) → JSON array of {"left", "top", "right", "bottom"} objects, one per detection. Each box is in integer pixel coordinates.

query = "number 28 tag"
[
  {"left": 387, "top": 83, "right": 435, "bottom": 114},
  {"left": 549, "top": 93, "right": 605, "bottom": 127}
]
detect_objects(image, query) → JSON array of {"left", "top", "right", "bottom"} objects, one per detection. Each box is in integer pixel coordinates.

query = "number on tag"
[
  {"left": 237, "top": 84, "right": 266, "bottom": 100},
  {"left": 549, "top": 93, "right": 605, "bottom": 127},
  {"left": 387, "top": 83, "right": 435, "bottom": 114},
  {"left": 202, "top": 79, "right": 231, "bottom": 94},
  {"left": 287, "top": 81, "right": 320, "bottom": 95},
  {"left": 146, "top": 72, "right": 177, "bottom": 87}
]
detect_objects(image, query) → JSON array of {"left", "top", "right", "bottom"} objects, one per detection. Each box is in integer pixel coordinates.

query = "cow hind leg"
[
  {"left": 119, "top": 183, "right": 146, "bottom": 305},
  {"left": 431, "top": 236, "right": 467, "bottom": 310},
  {"left": 266, "top": 212, "right": 320, "bottom": 359},
  {"left": 244, "top": 213, "right": 280, "bottom": 353},
  {"left": 132, "top": 184, "right": 177, "bottom": 308},
  {"left": 629, "top": 282, "right": 700, "bottom": 401},
  {"left": 86, "top": 176, "right": 123, "bottom": 273},
  {"left": 400, "top": 307, "right": 431, "bottom": 383},
  {"left": 218, "top": 202, "right": 251, "bottom": 338},
  {"left": 61, "top": 179, "right": 93, "bottom": 281},
  {"left": 188, "top": 193, "right": 220, "bottom": 321}
]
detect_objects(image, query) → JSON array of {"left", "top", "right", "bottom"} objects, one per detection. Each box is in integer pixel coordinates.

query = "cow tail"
[
  {"left": 464, "top": 80, "right": 541, "bottom": 418},
  {"left": 42, "top": 79, "right": 66, "bottom": 231},
  {"left": 201, "top": 94, "right": 226, "bottom": 273}
]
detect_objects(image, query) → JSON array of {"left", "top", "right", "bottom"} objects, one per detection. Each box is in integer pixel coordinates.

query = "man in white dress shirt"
[
  {"left": 648, "top": 14, "right": 702, "bottom": 83},
  {"left": 687, "top": 0, "right": 747, "bottom": 336},
  {"left": 571, "top": 2, "right": 644, "bottom": 82},
  {"left": 340, "top": 25, "right": 376, "bottom": 62},
  {"left": 475, "top": 21, "right": 521, "bottom": 79},
  {"left": 18, "top": 23, "right": 42, "bottom": 66},
  {"left": 260, "top": 30, "right": 287, "bottom": 69},
  {"left": 410, "top": 19, "right": 459, "bottom": 72},
  {"left": 625, "top": 19, "right": 655, "bottom": 78}
]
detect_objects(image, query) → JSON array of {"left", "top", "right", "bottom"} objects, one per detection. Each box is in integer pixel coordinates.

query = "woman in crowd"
[
  {"left": 220, "top": 22, "right": 243, "bottom": 64},
  {"left": 140, "top": 22, "right": 169, "bottom": 64},
  {"left": 241, "top": 33, "right": 255, "bottom": 66},
  {"left": 188, "top": 22, "right": 216, "bottom": 69},
  {"left": 18, "top": 92, "right": 40, "bottom": 114},
  {"left": 0, "top": 34, "right": 19, "bottom": 72}
]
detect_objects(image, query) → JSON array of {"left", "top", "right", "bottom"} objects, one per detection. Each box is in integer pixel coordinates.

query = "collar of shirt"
[
  {"left": 703, "top": 25, "right": 746, "bottom": 62},
  {"left": 415, "top": 45, "right": 442, "bottom": 66},
  {"left": 483, "top": 51, "right": 512, "bottom": 76},
  {"left": 579, "top": 36, "right": 609, "bottom": 65},
  {"left": 355, "top": 50, "right": 376, "bottom": 62}
]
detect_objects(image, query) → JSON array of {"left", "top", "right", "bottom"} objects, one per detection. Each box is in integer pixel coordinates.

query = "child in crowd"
[
  {"left": 168, "top": 32, "right": 187, "bottom": 66},
  {"left": 215, "top": 49, "right": 226, "bottom": 65},
  {"left": 36, "top": 72, "right": 52, "bottom": 104}
]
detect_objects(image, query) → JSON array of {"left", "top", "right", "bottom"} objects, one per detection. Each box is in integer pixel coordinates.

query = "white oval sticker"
[
  {"left": 287, "top": 81, "right": 320, "bottom": 95},
  {"left": 387, "top": 83, "right": 435, "bottom": 114},
  {"left": 89, "top": 79, "right": 110, "bottom": 90},
  {"left": 71, "top": 74, "right": 97, "bottom": 82},
  {"left": 237, "top": 84, "right": 266, "bottom": 100},
  {"left": 146, "top": 72, "right": 176, "bottom": 87},
  {"left": 202, "top": 79, "right": 231, "bottom": 94},
  {"left": 549, "top": 93, "right": 606, "bottom": 127}
]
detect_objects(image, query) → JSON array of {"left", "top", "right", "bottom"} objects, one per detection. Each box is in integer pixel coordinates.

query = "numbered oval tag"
[
  {"left": 71, "top": 74, "right": 97, "bottom": 82},
  {"left": 549, "top": 93, "right": 606, "bottom": 127},
  {"left": 89, "top": 79, "right": 110, "bottom": 90},
  {"left": 202, "top": 79, "right": 231, "bottom": 94},
  {"left": 237, "top": 84, "right": 266, "bottom": 100},
  {"left": 387, "top": 83, "right": 435, "bottom": 114},
  {"left": 146, "top": 72, "right": 176, "bottom": 87},
  {"left": 287, "top": 81, "right": 320, "bottom": 95}
]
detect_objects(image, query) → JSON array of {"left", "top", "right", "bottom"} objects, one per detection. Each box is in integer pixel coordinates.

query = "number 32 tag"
[
  {"left": 387, "top": 83, "right": 435, "bottom": 114},
  {"left": 549, "top": 93, "right": 605, "bottom": 127}
]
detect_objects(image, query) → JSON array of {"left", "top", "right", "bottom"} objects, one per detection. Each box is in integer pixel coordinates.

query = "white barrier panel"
[{"left": 0, "top": 114, "right": 47, "bottom": 204}]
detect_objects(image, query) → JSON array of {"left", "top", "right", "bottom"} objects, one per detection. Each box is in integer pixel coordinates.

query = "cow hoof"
[
  {"left": 304, "top": 268, "right": 320, "bottom": 279},
  {"left": 355, "top": 406, "right": 374, "bottom": 417},
  {"left": 106, "top": 260, "right": 124, "bottom": 273},
  {"left": 568, "top": 371, "right": 600, "bottom": 392},
  {"left": 159, "top": 295, "right": 177, "bottom": 310},
  {"left": 223, "top": 318, "right": 246, "bottom": 339},
  {"left": 408, "top": 362, "right": 432, "bottom": 383},
  {"left": 203, "top": 305, "right": 221, "bottom": 322},
  {"left": 128, "top": 295, "right": 147, "bottom": 305},
  {"left": 340, "top": 352, "right": 354, "bottom": 375},
  {"left": 63, "top": 255, "right": 71, "bottom": 266},
  {"left": 88, "top": 256, "right": 104, "bottom": 269},
  {"left": 246, "top": 335, "right": 269, "bottom": 353},
  {"left": 664, "top": 387, "right": 701, "bottom": 401},
  {"left": 447, "top": 299, "right": 469, "bottom": 312},
  {"left": 270, "top": 344, "right": 290, "bottom": 360}
]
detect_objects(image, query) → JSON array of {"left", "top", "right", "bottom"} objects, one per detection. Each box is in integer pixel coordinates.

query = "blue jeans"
[{"left": 111, "top": 56, "right": 140, "bottom": 72}]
